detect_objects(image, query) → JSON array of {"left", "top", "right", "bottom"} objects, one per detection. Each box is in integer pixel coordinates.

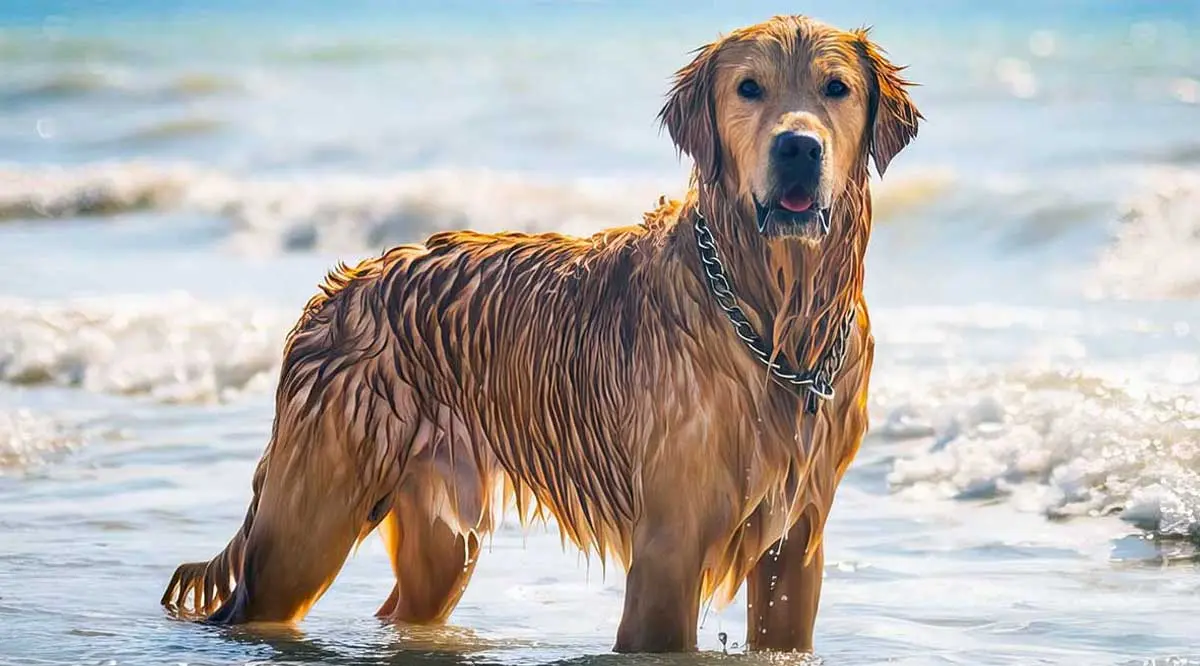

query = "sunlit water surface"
[{"left": 2, "top": 1, "right": 1199, "bottom": 664}]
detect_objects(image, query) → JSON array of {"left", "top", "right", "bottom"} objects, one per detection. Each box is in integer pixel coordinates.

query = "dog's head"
[{"left": 660, "top": 15, "right": 921, "bottom": 242}]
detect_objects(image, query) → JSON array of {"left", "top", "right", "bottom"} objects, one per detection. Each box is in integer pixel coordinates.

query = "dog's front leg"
[
  {"left": 613, "top": 495, "right": 724, "bottom": 653},
  {"left": 613, "top": 529, "right": 703, "bottom": 652},
  {"left": 745, "top": 513, "right": 823, "bottom": 652}
]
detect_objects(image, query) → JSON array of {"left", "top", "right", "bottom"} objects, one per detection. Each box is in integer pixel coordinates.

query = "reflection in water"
[{"left": 215, "top": 619, "right": 815, "bottom": 666}]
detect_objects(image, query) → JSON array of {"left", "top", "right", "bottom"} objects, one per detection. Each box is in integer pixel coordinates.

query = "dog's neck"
[{"left": 683, "top": 172, "right": 871, "bottom": 371}]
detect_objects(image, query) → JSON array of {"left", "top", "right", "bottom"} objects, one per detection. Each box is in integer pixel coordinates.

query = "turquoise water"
[{"left": 2, "top": 2, "right": 1199, "bottom": 664}]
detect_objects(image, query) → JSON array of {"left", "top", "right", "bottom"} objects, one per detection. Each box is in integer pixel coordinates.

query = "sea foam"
[{"left": 0, "top": 292, "right": 292, "bottom": 404}]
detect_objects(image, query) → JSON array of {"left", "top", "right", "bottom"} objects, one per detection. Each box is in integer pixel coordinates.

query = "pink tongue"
[{"left": 779, "top": 191, "right": 814, "bottom": 213}]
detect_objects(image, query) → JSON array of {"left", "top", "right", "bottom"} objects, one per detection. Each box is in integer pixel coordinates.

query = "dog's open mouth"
[{"left": 755, "top": 184, "right": 829, "bottom": 241}]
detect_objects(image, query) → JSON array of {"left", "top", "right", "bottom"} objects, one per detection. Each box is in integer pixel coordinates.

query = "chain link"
[{"left": 693, "top": 212, "right": 856, "bottom": 414}]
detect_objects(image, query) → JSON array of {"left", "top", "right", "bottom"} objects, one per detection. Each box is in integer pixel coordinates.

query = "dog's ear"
[
  {"left": 659, "top": 41, "right": 723, "bottom": 184},
  {"left": 854, "top": 29, "right": 921, "bottom": 177}
]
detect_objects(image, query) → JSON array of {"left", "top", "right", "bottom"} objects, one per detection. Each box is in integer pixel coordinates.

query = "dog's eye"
[
  {"left": 823, "top": 79, "right": 850, "bottom": 99},
  {"left": 737, "top": 79, "right": 763, "bottom": 100}
]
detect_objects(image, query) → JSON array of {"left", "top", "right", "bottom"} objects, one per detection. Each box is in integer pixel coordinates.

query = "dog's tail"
[{"left": 160, "top": 449, "right": 270, "bottom": 618}]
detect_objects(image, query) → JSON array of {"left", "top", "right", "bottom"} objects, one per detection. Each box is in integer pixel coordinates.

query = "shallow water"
[{"left": 2, "top": 1, "right": 1200, "bottom": 664}]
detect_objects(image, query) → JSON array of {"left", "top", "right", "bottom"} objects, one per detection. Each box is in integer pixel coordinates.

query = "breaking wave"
[
  {"left": 108, "top": 117, "right": 228, "bottom": 146},
  {"left": 879, "top": 360, "right": 1200, "bottom": 541},
  {"left": 0, "top": 72, "right": 110, "bottom": 105},
  {"left": 0, "top": 71, "right": 241, "bottom": 108},
  {"left": 0, "top": 161, "right": 953, "bottom": 251},
  {"left": 21, "top": 160, "right": 1198, "bottom": 302},
  {"left": 0, "top": 293, "right": 293, "bottom": 404},
  {"left": 1089, "top": 168, "right": 1200, "bottom": 300},
  {"left": 0, "top": 162, "right": 215, "bottom": 220},
  {"left": 216, "top": 170, "right": 681, "bottom": 254}
]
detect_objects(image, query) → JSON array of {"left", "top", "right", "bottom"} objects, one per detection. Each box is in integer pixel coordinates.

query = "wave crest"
[
  {"left": 0, "top": 163, "right": 214, "bottom": 221},
  {"left": 0, "top": 163, "right": 679, "bottom": 248},
  {"left": 0, "top": 71, "right": 241, "bottom": 110},
  {"left": 1, "top": 161, "right": 954, "bottom": 254},
  {"left": 882, "top": 364, "right": 1200, "bottom": 540},
  {"left": 0, "top": 293, "right": 293, "bottom": 404},
  {"left": 220, "top": 170, "right": 677, "bottom": 254},
  {"left": 1089, "top": 168, "right": 1200, "bottom": 300},
  {"left": 111, "top": 118, "right": 227, "bottom": 146}
]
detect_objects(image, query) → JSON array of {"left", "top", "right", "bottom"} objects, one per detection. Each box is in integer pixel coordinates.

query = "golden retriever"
[{"left": 161, "top": 14, "right": 920, "bottom": 653}]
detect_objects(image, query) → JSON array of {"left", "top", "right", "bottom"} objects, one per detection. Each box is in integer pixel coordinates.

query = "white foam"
[
  {"left": 0, "top": 161, "right": 223, "bottom": 220},
  {"left": 0, "top": 409, "right": 76, "bottom": 471},
  {"left": 217, "top": 169, "right": 677, "bottom": 255},
  {"left": 882, "top": 364, "right": 1200, "bottom": 539},
  {"left": 1089, "top": 167, "right": 1200, "bottom": 300},
  {"left": 0, "top": 293, "right": 293, "bottom": 404},
  {"left": 0, "top": 162, "right": 674, "bottom": 248},
  {"left": 207, "top": 168, "right": 954, "bottom": 256}
]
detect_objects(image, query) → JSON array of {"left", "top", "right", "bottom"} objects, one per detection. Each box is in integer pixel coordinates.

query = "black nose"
[{"left": 771, "top": 131, "right": 823, "bottom": 165}]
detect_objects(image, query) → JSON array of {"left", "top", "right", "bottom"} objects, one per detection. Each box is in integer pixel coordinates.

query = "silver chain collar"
[{"left": 692, "top": 211, "right": 856, "bottom": 414}]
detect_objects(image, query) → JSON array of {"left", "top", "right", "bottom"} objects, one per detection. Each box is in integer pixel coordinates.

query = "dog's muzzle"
[{"left": 755, "top": 131, "right": 831, "bottom": 241}]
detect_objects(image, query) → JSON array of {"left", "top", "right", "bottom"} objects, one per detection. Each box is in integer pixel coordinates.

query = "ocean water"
[{"left": 2, "top": 1, "right": 1199, "bottom": 664}]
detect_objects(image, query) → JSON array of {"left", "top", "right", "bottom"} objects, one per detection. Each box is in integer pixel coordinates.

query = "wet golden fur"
[{"left": 162, "top": 15, "right": 920, "bottom": 653}]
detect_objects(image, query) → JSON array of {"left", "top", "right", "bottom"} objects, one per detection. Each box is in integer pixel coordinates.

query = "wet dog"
[{"left": 162, "top": 14, "right": 920, "bottom": 653}]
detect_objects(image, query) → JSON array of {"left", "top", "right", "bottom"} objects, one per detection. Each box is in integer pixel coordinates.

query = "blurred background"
[{"left": 1, "top": 1, "right": 1198, "bottom": 664}]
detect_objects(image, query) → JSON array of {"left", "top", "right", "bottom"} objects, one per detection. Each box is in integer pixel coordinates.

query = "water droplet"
[
  {"left": 781, "top": 594, "right": 789, "bottom": 602},
  {"left": 36, "top": 118, "right": 56, "bottom": 139},
  {"left": 768, "top": 600, "right": 774, "bottom": 607}
]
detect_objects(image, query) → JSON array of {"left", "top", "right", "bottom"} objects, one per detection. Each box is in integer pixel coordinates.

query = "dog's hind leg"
[
  {"left": 374, "top": 485, "right": 481, "bottom": 625},
  {"left": 375, "top": 417, "right": 489, "bottom": 625},
  {"left": 202, "top": 384, "right": 407, "bottom": 625},
  {"left": 374, "top": 509, "right": 403, "bottom": 619}
]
